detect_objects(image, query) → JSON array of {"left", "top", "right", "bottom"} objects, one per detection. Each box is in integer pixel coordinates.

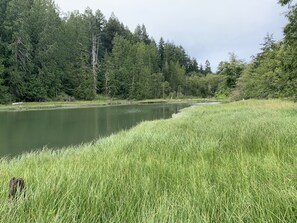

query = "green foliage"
[
  {"left": 103, "top": 36, "right": 176, "bottom": 100},
  {"left": 158, "top": 37, "right": 165, "bottom": 69},
  {"left": 204, "top": 59, "right": 212, "bottom": 74},
  {"left": 217, "top": 53, "right": 246, "bottom": 90},
  {"left": 185, "top": 73, "right": 225, "bottom": 98},
  {"left": 162, "top": 81, "right": 171, "bottom": 98},
  {"left": 168, "top": 62, "right": 186, "bottom": 94},
  {"left": 163, "top": 43, "right": 188, "bottom": 70},
  {"left": 101, "top": 14, "right": 131, "bottom": 53},
  {"left": 233, "top": 36, "right": 292, "bottom": 100},
  {"left": 150, "top": 73, "right": 164, "bottom": 98},
  {"left": 74, "top": 54, "right": 95, "bottom": 100},
  {"left": 278, "top": 0, "right": 292, "bottom": 6},
  {"left": 234, "top": 1, "right": 297, "bottom": 101},
  {"left": 281, "top": 3, "right": 297, "bottom": 100},
  {"left": 31, "top": 0, "right": 64, "bottom": 99},
  {"left": 24, "top": 76, "right": 48, "bottom": 101},
  {"left": 134, "top": 24, "right": 150, "bottom": 44},
  {"left": 0, "top": 57, "right": 11, "bottom": 103},
  {"left": 186, "top": 58, "right": 199, "bottom": 73},
  {"left": 0, "top": 0, "right": 214, "bottom": 104}
]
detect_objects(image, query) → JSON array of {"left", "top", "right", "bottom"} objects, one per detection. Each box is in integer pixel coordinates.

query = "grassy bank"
[{"left": 0, "top": 100, "right": 296, "bottom": 222}]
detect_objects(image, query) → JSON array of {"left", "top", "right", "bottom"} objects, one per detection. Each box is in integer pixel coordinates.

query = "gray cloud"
[{"left": 54, "top": 0, "right": 287, "bottom": 70}]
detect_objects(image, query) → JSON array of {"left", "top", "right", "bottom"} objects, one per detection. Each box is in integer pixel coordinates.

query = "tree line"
[
  {"left": 0, "top": 0, "right": 296, "bottom": 104},
  {"left": 0, "top": 0, "right": 215, "bottom": 103}
]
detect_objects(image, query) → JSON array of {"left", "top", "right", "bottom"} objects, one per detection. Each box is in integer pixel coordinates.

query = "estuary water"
[{"left": 0, "top": 103, "right": 191, "bottom": 157}]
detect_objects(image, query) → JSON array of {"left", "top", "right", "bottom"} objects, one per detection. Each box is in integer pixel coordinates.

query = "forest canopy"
[{"left": 0, "top": 0, "right": 296, "bottom": 103}]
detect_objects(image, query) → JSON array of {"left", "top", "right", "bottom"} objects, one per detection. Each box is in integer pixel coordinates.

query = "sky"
[{"left": 54, "top": 0, "right": 288, "bottom": 71}]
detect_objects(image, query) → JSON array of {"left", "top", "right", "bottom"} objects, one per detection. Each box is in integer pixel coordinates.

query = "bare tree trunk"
[
  {"left": 92, "top": 33, "right": 98, "bottom": 96},
  {"left": 131, "top": 75, "right": 135, "bottom": 99},
  {"left": 105, "top": 71, "right": 109, "bottom": 96}
]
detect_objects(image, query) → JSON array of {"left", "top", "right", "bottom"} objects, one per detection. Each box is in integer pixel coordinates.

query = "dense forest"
[{"left": 0, "top": 0, "right": 296, "bottom": 103}]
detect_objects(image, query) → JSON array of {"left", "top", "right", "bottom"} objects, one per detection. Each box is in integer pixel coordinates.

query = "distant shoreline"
[{"left": 0, "top": 98, "right": 225, "bottom": 112}]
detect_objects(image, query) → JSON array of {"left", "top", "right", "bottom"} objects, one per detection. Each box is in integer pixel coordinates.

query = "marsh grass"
[{"left": 0, "top": 99, "right": 296, "bottom": 222}]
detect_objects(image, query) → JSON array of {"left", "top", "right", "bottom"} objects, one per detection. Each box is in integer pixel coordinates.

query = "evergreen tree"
[
  {"left": 134, "top": 24, "right": 142, "bottom": 42},
  {"left": 187, "top": 58, "right": 199, "bottom": 74},
  {"left": 4, "top": 0, "right": 34, "bottom": 100},
  {"left": 62, "top": 11, "right": 95, "bottom": 100},
  {"left": 168, "top": 62, "right": 186, "bottom": 94},
  {"left": 158, "top": 37, "right": 165, "bottom": 70},
  {"left": 108, "top": 35, "right": 132, "bottom": 98},
  {"left": 233, "top": 39, "right": 285, "bottom": 99},
  {"left": 150, "top": 73, "right": 164, "bottom": 98},
  {"left": 133, "top": 24, "right": 150, "bottom": 44},
  {"left": 74, "top": 53, "right": 94, "bottom": 100},
  {"left": 140, "top": 24, "right": 150, "bottom": 44},
  {"left": 204, "top": 60, "right": 212, "bottom": 74},
  {"left": 31, "top": 0, "right": 64, "bottom": 99},
  {"left": 101, "top": 13, "right": 131, "bottom": 53},
  {"left": 163, "top": 43, "right": 189, "bottom": 72},
  {"left": 0, "top": 0, "right": 9, "bottom": 48},
  {"left": 0, "top": 56, "right": 11, "bottom": 103},
  {"left": 278, "top": 1, "right": 297, "bottom": 99},
  {"left": 217, "top": 53, "right": 245, "bottom": 90}
]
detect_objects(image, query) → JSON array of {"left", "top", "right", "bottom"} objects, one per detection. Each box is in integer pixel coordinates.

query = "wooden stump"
[{"left": 9, "top": 177, "right": 25, "bottom": 200}]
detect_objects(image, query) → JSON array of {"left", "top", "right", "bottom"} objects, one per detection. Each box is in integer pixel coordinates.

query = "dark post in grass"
[{"left": 9, "top": 177, "right": 25, "bottom": 200}]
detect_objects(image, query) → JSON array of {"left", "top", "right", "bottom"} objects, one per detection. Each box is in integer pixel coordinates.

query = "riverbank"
[
  {"left": 0, "top": 99, "right": 296, "bottom": 222},
  {"left": 0, "top": 97, "right": 223, "bottom": 112}
]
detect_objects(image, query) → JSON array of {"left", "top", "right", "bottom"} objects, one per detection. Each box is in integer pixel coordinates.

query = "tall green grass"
[{"left": 0, "top": 100, "right": 296, "bottom": 222}]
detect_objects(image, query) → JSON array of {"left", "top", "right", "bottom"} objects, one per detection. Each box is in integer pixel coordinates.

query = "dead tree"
[{"left": 9, "top": 177, "right": 25, "bottom": 200}]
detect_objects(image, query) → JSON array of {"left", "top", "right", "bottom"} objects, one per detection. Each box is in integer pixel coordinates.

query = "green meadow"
[{"left": 0, "top": 100, "right": 296, "bottom": 222}]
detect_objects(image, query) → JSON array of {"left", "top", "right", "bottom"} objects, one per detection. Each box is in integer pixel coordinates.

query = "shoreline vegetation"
[
  {"left": 0, "top": 99, "right": 296, "bottom": 222},
  {"left": 0, "top": 97, "right": 224, "bottom": 112}
]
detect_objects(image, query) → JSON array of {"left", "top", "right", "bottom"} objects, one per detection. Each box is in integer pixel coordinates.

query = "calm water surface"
[{"left": 0, "top": 103, "right": 191, "bottom": 157}]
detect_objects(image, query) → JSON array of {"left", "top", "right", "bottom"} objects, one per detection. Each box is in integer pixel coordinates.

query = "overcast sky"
[{"left": 54, "top": 0, "right": 288, "bottom": 70}]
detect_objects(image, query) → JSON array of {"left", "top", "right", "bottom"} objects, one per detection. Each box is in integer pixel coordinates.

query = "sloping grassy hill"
[{"left": 0, "top": 100, "right": 296, "bottom": 222}]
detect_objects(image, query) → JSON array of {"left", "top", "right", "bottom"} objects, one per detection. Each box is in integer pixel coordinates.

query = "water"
[{"left": 0, "top": 103, "right": 191, "bottom": 157}]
